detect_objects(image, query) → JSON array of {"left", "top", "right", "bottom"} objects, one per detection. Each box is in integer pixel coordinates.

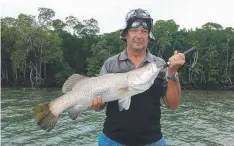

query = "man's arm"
[
  {"left": 163, "top": 78, "right": 181, "bottom": 110},
  {"left": 163, "top": 50, "right": 185, "bottom": 110}
]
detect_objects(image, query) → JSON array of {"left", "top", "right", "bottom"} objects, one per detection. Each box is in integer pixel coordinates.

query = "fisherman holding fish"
[
  {"left": 89, "top": 8, "right": 185, "bottom": 146},
  {"left": 32, "top": 8, "right": 187, "bottom": 146}
]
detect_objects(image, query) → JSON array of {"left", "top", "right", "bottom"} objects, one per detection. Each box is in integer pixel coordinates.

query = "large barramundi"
[{"left": 32, "top": 61, "right": 163, "bottom": 132}]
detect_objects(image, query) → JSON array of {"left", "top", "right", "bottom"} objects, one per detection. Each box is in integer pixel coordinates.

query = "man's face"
[{"left": 126, "top": 20, "right": 149, "bottom": 52}]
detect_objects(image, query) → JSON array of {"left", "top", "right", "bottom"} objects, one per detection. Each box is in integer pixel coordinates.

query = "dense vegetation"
[{"left": 1, "top": 8, "right": 234, "bottom": 90}]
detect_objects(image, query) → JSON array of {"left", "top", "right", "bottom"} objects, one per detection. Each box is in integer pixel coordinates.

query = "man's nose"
[
  {"left": 137, "top": 26, "right": 146, "bottom": 34},
  {"left": 135, "top": 32, "right": 144, "bottom": 40}
]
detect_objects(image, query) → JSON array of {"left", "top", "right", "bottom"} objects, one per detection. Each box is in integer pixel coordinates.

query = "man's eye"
[
  {"left": 130, "top": 28, "right": 137, "bottom": 32},
  {"left": 143, "top": 30, "right": 148, "bottom": 33}
]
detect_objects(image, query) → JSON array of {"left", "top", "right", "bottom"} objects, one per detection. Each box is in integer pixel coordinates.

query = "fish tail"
[{"left": 32, "top": 103, "right": 59, "bottom": 132}]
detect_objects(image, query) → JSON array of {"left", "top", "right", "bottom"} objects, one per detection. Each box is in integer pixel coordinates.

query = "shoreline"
[
  {"left": 181, "top": 85, "right": 234, "bottom": 91},
  {"left": 1, "top": 85, "right": 234, "bottom": 91}
]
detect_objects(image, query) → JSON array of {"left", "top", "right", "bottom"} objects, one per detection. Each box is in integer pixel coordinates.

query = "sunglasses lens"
[
  {"left": 141, "top": 22, "right": 148, "bottom": 29},
  {"left": 131, "top": 22, "right": 140, "bottom": 28},
  {"left": 130, "top": 21, "right": 148, "bottom": 29}
]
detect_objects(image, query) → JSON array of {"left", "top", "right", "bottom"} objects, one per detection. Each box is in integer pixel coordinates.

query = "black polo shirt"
[{"left": 99, "top": 49, "right": 168, "bottom": 146}]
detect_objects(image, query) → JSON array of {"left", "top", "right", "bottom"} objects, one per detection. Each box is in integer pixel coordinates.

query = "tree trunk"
[
  {"left": 24, "top": 62, "right": 26, "bottom": 84},
  {"left": 2, "top": 69, "right": 5, "bottom": 80},
  {"left": 29, "top": 64, "right": 34, "bottom": 88},
  {"left": 35, "top": 63, "right": 39, "bottom": 84},
  {"left": 6, "top": 69, "right": 9, "bottom": 84},
  {"left": 15, "top": 71, "right": 18, "bottom": 83},
  {"left": 44, "top": 64, "right": 47, "bottom": 79},
  {"left": 226, "top": 37, "right": 229, "bottom": 78},
  {"left": 189, "top": 71, "right": 191, "bottom": 83},
  {"left": 39, "top": 42, "right": 43, "bottom": 80}
]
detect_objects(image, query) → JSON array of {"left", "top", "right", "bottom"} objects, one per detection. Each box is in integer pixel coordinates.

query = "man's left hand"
[{"left": 168, "top": 50, "right": 185, "bottom": 76}]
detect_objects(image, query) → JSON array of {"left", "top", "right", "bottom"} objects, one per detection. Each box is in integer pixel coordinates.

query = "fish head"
[{"left": 127, "top": 61, "right": 161, "bottom": 89}]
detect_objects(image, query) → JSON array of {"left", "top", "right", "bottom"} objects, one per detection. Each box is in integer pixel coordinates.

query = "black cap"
[{"left": 120, "top": 8, "right": 155, "bottom": 41}]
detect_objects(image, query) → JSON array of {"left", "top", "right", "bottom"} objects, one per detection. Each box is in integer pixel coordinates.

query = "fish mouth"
[
  {"left": 127, "top": 74, "right": 148, "bottom": 87},
  {"left": 136, "top": 74, "right": 150, "bottom": 85},
  {"left": 149, "top": 62, "right": 159, "bottom": 73}
]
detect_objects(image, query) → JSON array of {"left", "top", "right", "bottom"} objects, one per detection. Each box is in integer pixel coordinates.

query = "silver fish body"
[{"left": 32, "top": 61, "right": 162, "bottom": 132}]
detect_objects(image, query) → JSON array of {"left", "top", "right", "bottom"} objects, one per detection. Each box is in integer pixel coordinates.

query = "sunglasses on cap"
[{"left": 129, "top": 20, "right": 149, "bottom": 30}]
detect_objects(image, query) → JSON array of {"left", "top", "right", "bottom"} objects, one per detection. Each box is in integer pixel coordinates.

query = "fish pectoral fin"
[
  {"left": 117, "top": 87, "right": 129, "bottom": 96},
  {"left": 62, "top": 74, "right": 89, "bottom": 93},
  {"left": 67, "top": 105, "right": 85, "bottom": 120},
  {"left": 118, "top": 96, "right": 131, "bottom": 111},
  {"left": 130, "top": 85, "right": 147, "bottom": 92}
]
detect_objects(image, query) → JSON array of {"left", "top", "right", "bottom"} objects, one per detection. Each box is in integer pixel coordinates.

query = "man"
[{"left": 89, "top": 8, "right": 185, "bottom": 146}]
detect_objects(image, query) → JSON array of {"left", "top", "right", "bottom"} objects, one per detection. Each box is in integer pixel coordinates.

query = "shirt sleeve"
[{"left": 99, "top": 62, "right": 108, "bottom": 75}]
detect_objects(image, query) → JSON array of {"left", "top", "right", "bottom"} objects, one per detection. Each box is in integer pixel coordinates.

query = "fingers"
[
  {"left": 173, "top": 50, "right": 184, "bottom": 60},
  {"left": 170, "top": 50, "right": 185, "bottom": 61},
  {"left": 97, "top": 97, "right": 104, "bottom": 106},
  {"left": 168, "top": 50, "right": 185, "bottom": 70},
  {"left": 89, "top": 96, "right": 104, "bottom": 108},
  {"left": 178, "top": 53, "right": 185, "bottom": 61}
]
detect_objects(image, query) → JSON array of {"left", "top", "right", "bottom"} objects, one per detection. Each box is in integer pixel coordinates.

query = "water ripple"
[{"left": 1, "top": 89, "right": 234, "bottom": 146}]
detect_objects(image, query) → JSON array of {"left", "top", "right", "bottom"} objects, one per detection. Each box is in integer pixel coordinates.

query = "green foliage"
[
  {"left": 1, "top": 7, "right": 234, "bottom": 89},
  {"left": 86, "top": 40, "right": 112, "bottom": 76},
  {"left": 55, "top": 63, "right": 75, "bottom": 86}
]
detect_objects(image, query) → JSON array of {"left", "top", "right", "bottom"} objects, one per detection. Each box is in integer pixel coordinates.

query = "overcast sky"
[{"left": 1, "top": 0, "right": 234, "bottom": 34}]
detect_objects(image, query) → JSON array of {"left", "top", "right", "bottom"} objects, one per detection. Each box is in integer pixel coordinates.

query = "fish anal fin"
[{"left": 67, "top": 105, "right": 85, "bottom": 120}]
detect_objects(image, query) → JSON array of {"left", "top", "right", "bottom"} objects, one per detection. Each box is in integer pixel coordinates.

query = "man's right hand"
[{"left": 89, "top": 96, "right": 105, "bottom": 112}]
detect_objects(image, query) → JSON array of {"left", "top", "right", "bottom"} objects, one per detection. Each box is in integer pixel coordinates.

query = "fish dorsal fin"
[
  {"left": 118, "top": 96, "right": 131, "bottom": 111},
  {"left": 62, "top": 74, "right": 88, "bottom": 93}
]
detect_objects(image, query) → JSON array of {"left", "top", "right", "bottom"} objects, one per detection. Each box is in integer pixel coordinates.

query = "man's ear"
[{"left": 125, "top": 32, "right": 128, "bottom": 39}]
